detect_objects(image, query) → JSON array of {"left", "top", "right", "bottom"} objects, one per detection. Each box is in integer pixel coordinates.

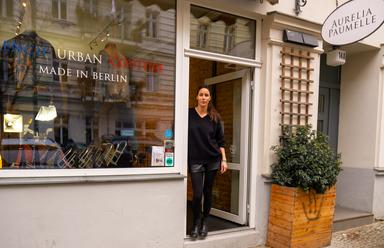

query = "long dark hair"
[{"left": 197, "top": 86, "right": 220, "bottom": 123}]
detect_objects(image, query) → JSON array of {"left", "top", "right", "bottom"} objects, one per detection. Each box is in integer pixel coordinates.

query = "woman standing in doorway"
[{"left": 188, "top": 86, "right": 228, "bottom": 240}]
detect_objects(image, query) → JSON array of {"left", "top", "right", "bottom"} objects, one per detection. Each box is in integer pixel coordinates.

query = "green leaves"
[{"left": 271, "top": 125, "right": 342, "bottom": 194}]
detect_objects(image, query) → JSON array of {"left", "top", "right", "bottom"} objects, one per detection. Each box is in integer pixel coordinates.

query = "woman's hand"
[{"left": 220, "top": 160, "right": 228, "bottom": 174}]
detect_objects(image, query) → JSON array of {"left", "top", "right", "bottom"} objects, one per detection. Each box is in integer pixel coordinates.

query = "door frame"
[
  {"left": 181, "top": 0, "right": 263, "bottom": 236},
  {"left": 204, "top": 69, "right": 250, "bottom": 224}
]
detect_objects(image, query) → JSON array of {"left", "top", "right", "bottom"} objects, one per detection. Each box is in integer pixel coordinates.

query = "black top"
[{"left": 188, "top": 108, "right": 225, "bottom": 165}]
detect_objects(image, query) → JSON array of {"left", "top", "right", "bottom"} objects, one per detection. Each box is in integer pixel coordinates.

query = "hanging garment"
[{"left": 0, "top": 30, "right": 57, "bottom": 107}]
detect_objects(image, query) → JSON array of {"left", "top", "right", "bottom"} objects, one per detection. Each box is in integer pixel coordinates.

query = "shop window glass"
[
  {"left": 0, "top": 0, "right": 176, "bottom": 169},
  {"left": 190, "top": 5, "right": 256, "bottom": 59},
  {"left": 224, "top": 25, "right": 235, "bottom": 53},
  {"left": 52, "top": 0, "right": 67, "bottom": 20},
  {"left": 0, "top": 0, "right": 13, "bottom": 17},
  {"left": 146, "top": 10, "right": 158, "bottom": 38},
  {"left": 197, "top": 23, "right": 208, "bottom": 48},
  {"left": 145, "top": 63, "right": 159, "bottom": 92},
  {"left": 84, "top": 0, "right": 98, "bottom": 17}
]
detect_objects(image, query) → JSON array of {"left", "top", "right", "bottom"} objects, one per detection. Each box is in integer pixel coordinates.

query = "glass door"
[{"left": 204, "top": 69, "right": 250, "bottom": 225}]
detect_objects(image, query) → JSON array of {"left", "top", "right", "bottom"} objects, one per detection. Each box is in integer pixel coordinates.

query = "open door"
[{"left": 204, "top": 69, "right": 250, "bottom": 225}]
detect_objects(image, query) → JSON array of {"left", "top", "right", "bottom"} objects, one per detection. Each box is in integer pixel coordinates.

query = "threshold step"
[{"left": 333, "top": 206, "right": 374, "bottom": 232}]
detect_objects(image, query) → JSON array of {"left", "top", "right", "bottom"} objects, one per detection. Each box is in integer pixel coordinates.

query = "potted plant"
[{"left": 267, "top": 125, "right": 342, "bottom": 248}]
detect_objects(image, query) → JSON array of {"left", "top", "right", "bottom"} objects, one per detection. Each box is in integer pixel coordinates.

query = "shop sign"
[{"left": 321, "top": 0, "right": 384, "bottom": 46}]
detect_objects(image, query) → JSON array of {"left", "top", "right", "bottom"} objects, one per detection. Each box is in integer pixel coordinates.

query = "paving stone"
[{"left": 326, "top": 221, "right": 384, "bottom": 248}]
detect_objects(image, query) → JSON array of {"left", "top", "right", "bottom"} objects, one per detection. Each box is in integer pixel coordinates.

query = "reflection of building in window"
[
  {"left": 146, "top": 10, "right": 158, "bottom": 38},
  {"left": 146, "top": 64, "right": 159, "bottom": 92},
  {"left": 52, "top": 0, "right": 67, "bottom": 20},
  {"left": 197, "top": 23, "right": 208, "bottom": 48},
  {"left": 84, "top": 0, "right": 97, "bottom": 17},
  {"left": 107, "top": 4, "right": 133, "bottom": 41},
  {"left": 120, "top": 5, "right": 131, "bottom": 40},
  {"left": 224, "top": 25, "right": 235, "bottom": 53},
  {"left": 54, "top": 115, "right": 68, "bottom": 145},
  {"left": 136, "top": 120, "right": 157, "bottom": 137},
  {"left": 0, "top": 0, "right": 13, "bottom": 17},
  {"left": 190, "top": 5, "right": 255, "bottom": 59},
  {"left": 85, "top": 116, "right": 96, "bottom": 144},
  {"left": 0, "top": 0, "right": 176, "bottom": 169},
  {"left": 115, "top": 120, "right": 134, "bottom": 136},
  {"left": 79, "top": 65, "right": 97, "bottom": 100}
]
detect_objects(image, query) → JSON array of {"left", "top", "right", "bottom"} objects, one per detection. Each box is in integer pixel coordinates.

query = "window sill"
[
  {"left": 144, "top": 36, "right": 159, "bottom": 41},
  {"left": 261, "top": 173, "right": 272, "bottom": 183},
  {"left": 49, "top": 18, "right": 75, "bottom": 27},
  {"left": 374, "top": 167, "right": 384, "bottom": 176},
  {"left": 0, "top": 172, "right": 185, "bottom": 185}
]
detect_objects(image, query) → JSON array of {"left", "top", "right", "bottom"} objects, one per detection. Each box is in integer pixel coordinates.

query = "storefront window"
[
  {"left": 190, "top": 5, "right": 256, "bottom": 59},
  {"left": 52, "top": 0, "right": 67, "bottom": 20},
  {"left": 0, "top": 0, "right": 176, "bottom": 169},
  {"left": 146, "top": 10, "right": 158, "bottom": 39}
]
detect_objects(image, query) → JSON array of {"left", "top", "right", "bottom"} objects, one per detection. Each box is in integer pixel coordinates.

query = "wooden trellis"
[{"left": 280, "top": 47, "right": 314, "bottom": 132}]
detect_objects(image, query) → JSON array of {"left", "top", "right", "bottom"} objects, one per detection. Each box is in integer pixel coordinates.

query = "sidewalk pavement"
[
  {"left": 326, "top": 220, "right": 384, "bottom": 248},
  {"left": 258, "top": 220, "right": 384, "bottom": 248}
]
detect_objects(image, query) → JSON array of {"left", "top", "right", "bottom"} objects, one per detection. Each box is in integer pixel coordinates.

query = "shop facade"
[{"left": 0, "top": 0, "right": 383, "bottom": 247}]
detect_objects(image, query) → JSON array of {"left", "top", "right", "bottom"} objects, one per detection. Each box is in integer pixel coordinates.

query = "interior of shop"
[{"left": 186, "top": 57, "right": 250, "bottom": 233}]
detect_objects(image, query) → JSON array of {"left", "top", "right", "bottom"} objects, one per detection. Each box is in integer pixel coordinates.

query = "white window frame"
[
  {"left": 52, "top": 0, "right": 67, "bottom": 20},
  {"left": 0, "top": 0, "right": 183, "bottom": 178},
  {"left": 182, "top": 0, "right": 263, "bottom": 235}
]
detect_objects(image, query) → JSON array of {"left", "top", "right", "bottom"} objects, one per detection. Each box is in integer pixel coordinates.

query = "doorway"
[
  {"left": 187, "top": 58, "right": 251, "bottom": 233},
  {"left": 318, "top": 54, "right": 340, "bottom": 153}
]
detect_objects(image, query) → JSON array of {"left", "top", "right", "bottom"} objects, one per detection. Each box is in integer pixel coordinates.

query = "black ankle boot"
[
  {"left": 199, "top": 218, "right": 208, "bottom": 239},
  {"left": 190, "top": 223, "right": 199, "bottom": 240}
]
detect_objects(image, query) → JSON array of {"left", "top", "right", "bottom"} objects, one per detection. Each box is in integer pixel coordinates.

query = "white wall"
[
  {"left": 0, "top": 179, "right": 185, "bottom": 248},
  {"left": 373, "top": 176, "right": 384, "bottom": 218},
  {"left": 338, "top": 50, "right": 381, "bottom": 168},
  {"left": 259, "top": 12, "right": 322, "bottom": 174},
  {"left": 335, "top": 48, "right": 382, "bottom": 211}
]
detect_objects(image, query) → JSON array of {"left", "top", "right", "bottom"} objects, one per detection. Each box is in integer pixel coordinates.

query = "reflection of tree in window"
[
  {"left": 224, "top": 25, "right": 235, "bottom": 53},
  {"left": 146, "top": 64, "right": 159, "bottom": 92},
  {"left": 197, "top": 23, "right": 208, "bottom": 48},
  {"left": 0, "top": 0, "right": 13, "bottom": 17},
  {"left": 52, "top": 0, "right": 67, "bottom": 20},
  {"left": 146, "top": 10, "right": 158, "bottom": 38}
]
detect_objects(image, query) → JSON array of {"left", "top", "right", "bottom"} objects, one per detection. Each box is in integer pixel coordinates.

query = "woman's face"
[{"left": 196, "top": 88, "right": 211, "bottom": 108}]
